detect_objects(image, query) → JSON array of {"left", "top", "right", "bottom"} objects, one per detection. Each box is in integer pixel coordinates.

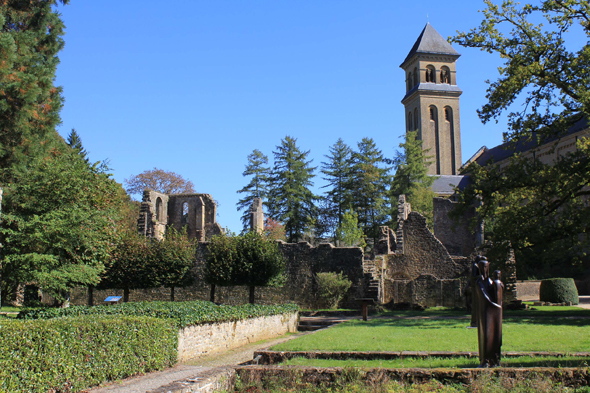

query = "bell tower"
[{"left": 400, "top": 23, "right": 462, "bottom": 175}]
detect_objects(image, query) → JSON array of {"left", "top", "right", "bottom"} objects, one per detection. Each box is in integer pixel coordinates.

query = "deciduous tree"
[
  {"left": 452, "top": 0, "right": 590, "bottom": 277},
  {"left": 125, "top": 168, "right": 195, "bottom": 197}
]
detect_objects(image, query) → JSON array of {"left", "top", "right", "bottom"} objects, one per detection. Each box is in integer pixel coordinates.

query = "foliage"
[
  {"left": 337, "top": 210, "right": 366, "bottom": 248},
  {"left": 204, "top": 231, "right": 285, "bottom": 302},
  {"left": 1, "top": 149, "right": 125, "bottom": 303},
  {"left": 540, "top": 278, "right": 579, "bottom": 304},
  {"left": 315, "top": 272, "right": 352, "bottom": 309},
  {"left": 0, "top": 316, "right": 177, "bottom": 393},
  {"left": 18, "top": 300, "right": 298, "bottom": 328},
  {"left": 66, "top": 128, "right": 89, "bottom": 163},
  {"left": 124, "top": 167, "right": 195, "bottom": 197},
  {"left": 204, "top": 232, "right": 239, "bottom": 287},
  {"left": 319, "top": 139, "right": 354, "bottom": 243},
  {"left": 452, "top": 0, "right": 590, "bottom": 277},
  {"left": 391, "top": 131, "right": 435, "bottom": 226},
  {"left": 267, "top": 136, "right": 318, "bottom": 243},
  {"left": 350, "top": 137, "right": 391, "bottom": 245},
  {"left": 0, "top": 0, "right": 68, "bottom": 180},
  {"left": 237, "top": 149, "right": 270, "bottom": 231},
  {"left": 156, "top": 227, "right": 197, "bottom": 290},
  {"left": 100, "top": 230, "right": 160, "bottom": 293},
  {"left": 264, "top": 217, "right": 286, "bottom": 241}
]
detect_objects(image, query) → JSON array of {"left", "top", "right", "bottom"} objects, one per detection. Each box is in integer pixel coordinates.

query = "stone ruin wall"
[
  {"left": 432, "top": 197, "right": 478, "bottom": 257},
  {"left": 68, "top": 241, "right": 367, "bottom": 308},
  {"left": 137, "top": 190, "right": 222, "bottom": 241}
]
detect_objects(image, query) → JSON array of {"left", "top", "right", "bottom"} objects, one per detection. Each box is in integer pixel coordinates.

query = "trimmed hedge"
[
  {"left": 539, "top": 278, "right": 579, "bottom": 305},
  {"left": 18, "top": 301, "right": 299, "bottom": 328},
  {"left": 0, "top": 316, "right": 177, "bottom": 393}
]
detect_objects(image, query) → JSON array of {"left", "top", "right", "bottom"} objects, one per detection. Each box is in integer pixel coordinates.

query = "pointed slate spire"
[{"left": 400, "top": 23, "right": 459, "bottom": 67}]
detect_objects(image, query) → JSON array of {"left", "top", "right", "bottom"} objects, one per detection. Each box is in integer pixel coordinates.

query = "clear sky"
[{"left": 55, "top": 1, "right": 511, "bottom": 233}]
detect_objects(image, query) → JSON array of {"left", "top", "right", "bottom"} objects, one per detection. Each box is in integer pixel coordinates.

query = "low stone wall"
[
  {"left": 383, "top": 275, "right": 466, "bottom": 308},
  {"left": 177, "top": 312, "right": 298, "bottom": 362},
  {"left": 515, "top": 280, "right": 541, "bottom": 301}
]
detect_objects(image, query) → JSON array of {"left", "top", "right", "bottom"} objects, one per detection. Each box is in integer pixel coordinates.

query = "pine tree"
[
  {"left": 0, "top": 0, "right": 68, "bottom": 181},
  {"left": 236, "top": 149, "right": 270, "bottom": 231},
  {"left": 350, "top": 137, "right": 391, "bottom": 246},
  {"left": 66, "top": 129, "right": 88, "bottom": 163},
  {"left": 319, "top": 138, "right": 353, "bottom": 244},
  {"left": 267, "top": 136, "right": 317, "bottom": 243},
  {"left": 391, "top": 131, "right": 435, "bottom": 225}
]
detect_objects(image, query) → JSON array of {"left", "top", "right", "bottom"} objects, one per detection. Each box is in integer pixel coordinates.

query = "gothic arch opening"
[
  {"left": 156, "top": 197, "right": 162, "bottom": 221},
  {"left": 407, "top": 72, "right": 413, "bottom": 91},
  {"left": 413, "top": 67, "right": 418, "bottom": 86},
  {"left": 408, "top": 112, "right": 413, "bottom": 131},
  {"left": 444, "top": 106, "right": 456, "bottom": 174},
  {"left": 440, "top": 66, "right": 451, "bottom": 84},
  {"left": 426, "top": 65, "right": 436, "bottom": 83},
  {"left": 181, "top": 202, "right": 189, "bottom": 225}
]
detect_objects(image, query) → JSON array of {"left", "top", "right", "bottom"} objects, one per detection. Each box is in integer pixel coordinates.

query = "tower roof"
[{"left": 400, "top": 23, "right": 459, "bottom": 68}]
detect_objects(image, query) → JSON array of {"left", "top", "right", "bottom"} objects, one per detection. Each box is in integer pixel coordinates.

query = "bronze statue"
[{"left": 473, "top": 256, "right": 503, "bottom": 367}]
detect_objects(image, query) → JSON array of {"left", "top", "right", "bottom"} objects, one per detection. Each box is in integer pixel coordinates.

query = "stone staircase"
[{"left": 362, "top": 257, "right": 383, "bottom": 303}]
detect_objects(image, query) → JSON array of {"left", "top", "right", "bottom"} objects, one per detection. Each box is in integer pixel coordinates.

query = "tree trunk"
[
  {"left": 170, "top": 286, "right": 175, "bottom": 302},
  {"left": 249, "top": 286, "right": 255, "bottom": 304},
  {"left": 88, "top": 286, "right": 94, "bottom": 306},
  {"left": 123, "top": 287, "right": 129, "bottom": 302},
  {"left": 210, "top": 284, "right": 216, "bottom": 303}
]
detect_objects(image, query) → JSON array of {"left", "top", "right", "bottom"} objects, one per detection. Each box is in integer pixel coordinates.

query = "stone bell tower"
[{"left": 400, "top": 23, "right": 462, "bottom": 175}]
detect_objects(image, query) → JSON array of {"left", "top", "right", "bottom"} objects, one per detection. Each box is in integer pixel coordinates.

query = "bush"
[
  {"left": 315, "top": 272, "right": 352, "bottom": 309},
  {"left": 18, "top": 300, "right": 299, "bottom": 328},
  {"left": 0, "top": 316, "right": 177, "bottom": 393},
  {"left": 539, "top": 278, "right": 579, "bottom": 304}
]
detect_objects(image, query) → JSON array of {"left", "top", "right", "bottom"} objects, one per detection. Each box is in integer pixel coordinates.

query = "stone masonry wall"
[
  {"left": 67, "top": 241, "right": 366, "bottom": 308},
  {"left": 177, "top": 312, "right": 298, "bottom": 361},
  {"left": 433, "top": 197, "right": 477, "bottom": 256}
]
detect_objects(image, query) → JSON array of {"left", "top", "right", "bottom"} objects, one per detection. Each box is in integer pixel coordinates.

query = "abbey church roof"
[{"left": 401, "top": 23, "right": 460, "bottom": 68}]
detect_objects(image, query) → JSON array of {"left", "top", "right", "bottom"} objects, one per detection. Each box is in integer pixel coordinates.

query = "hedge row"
[
  {"left": 0, "top": 316, "right": 177, "bottom": 393},
  {"left": 18, "top": 301, "right": 299, "bottom": 328}
]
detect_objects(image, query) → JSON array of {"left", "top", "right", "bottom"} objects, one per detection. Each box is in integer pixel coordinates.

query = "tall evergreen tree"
[
  {"left": 267, "top": 136, "right": 317, "bottom": 243},
  {"left": 0, "top": 0, "right": 68, "bottom": 181},
  {"left": 350, "top": 137, "right": 391, "bottom": 246},
  {"left": 391, "top": 131, "right": 435, "bottom": 226},
  {"left": 66, "top": 129, "right": 88, "bottom": 163},
  {"left": 319, "top": 138, "right": 353, "bottom": 243},
  {"left": 236, "top": 149, "right": 270, "bottom": 231}
]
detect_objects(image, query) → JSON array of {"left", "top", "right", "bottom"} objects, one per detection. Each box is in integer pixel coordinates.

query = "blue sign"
[{"left": 104, "top": 296, "right": 122, "bottom": 302}]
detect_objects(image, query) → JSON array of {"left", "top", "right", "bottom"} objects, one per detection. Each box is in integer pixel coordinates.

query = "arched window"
[
  {"left": 440, "top": 66, "right": 451, "bottom": 84},
  {"left": 155, "top": 197, "right": 162, "bottom": 221},
  {"left": 426, "top": 65, "right": 436, "bottom": 83},
  {"left": 408, "top": 112, "right": 413, "bottom": 130},
  {"left": 413, "top": 108, "right": 419, "bottom": 132},
  {"left": 181, "top": 202, "right": 189, "bottom": 225},
  {"left": 444, "top": 106, "right": 452, "bottom": 122},
  {"left": 430, "top": 106, "right": 437, "bottom": 121},
  {"left": 407, "top": 72, "right": 413, "bottom": 90},
  {"left": 413, "top": 67, "right": 418, "bottom": 86}
]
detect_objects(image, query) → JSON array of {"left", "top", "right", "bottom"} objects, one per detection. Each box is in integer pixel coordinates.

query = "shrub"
[
  {"left": 315, "top": 272, "right": 352, "bottom": 309},
  {"left": 18, "top": 300, "right": 298, "bottom": 328},
  {"left": 0, "top": 316, "right": 177, "bottom": 393},
  {"left": 539, "top": 278, "right": 579, "bottom": 304}
]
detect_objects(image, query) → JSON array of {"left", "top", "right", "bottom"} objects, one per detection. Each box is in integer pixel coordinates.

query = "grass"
[
  {"left": 0, "top": 306, "right": 20, "bottom": 313},
  {"left": 281, "top": 355, "right": 590, "bottom": 369},
  {"left": 274, "top": 309, "right": 590, "bottom": 353}
]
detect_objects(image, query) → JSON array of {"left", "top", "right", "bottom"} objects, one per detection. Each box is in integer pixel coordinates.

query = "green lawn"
[
  {"left": 281, "top": 355, "right": 590, "bottom": 369},
  {"left": 275, "top": 312, "right": 590, "bottom": 353}
]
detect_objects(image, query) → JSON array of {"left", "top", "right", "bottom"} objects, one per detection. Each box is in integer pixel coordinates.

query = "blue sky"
[{"left": 55, "top": 1, "right": 512, "bottom": 233}]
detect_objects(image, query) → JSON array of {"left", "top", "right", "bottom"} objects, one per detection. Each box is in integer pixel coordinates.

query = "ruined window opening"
[
  {"left": 440, "top": 66, "right": 451, "bottom": 84},
  {"left": 426, "top": 65, "right": 436, "bottom": 83},
  {"left": 156, "top": 197, "right": 162, "bottom": 221},
  {"left": 181, "top": 202, "right": 189, "bottom": 225}
]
